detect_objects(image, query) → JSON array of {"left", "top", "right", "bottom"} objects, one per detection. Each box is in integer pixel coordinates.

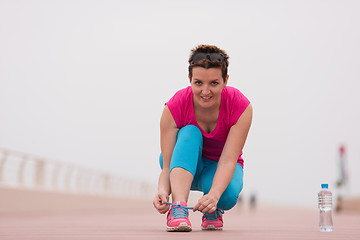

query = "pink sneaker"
[
  {"left": 166, "top": 201, "right": 192, "bottom": 232},
  {"left": 201, "top": 209, "right": 224, "bottom": 230}
]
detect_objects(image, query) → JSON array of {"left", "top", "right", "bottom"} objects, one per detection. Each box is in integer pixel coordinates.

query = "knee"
[
  {"left": 177, "top": 125, "right": 202, "bottom": 143},
  {"left": 217, "top": 182, "right": 243, "bottom": 210},
  {"left": 217, "top": 193, "right": 239, "bottom": 211}
]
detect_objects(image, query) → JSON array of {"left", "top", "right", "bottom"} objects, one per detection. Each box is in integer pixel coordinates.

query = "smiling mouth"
[{"left": 201, "top": 96, "right": 212, "bottom": 100}]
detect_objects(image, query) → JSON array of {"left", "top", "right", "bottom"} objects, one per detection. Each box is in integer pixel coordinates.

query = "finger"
[
  {"left": 157, "top": 203, "right": 165, "bottom": 209},
  {"left": 153, "top": 199, "right": 160, "bottom": 209},
  {"left": 158, "top": 201, "right": 168, "bottom": 210},
  {"left": 157, "top": 204, "right": 165, "bottom": 212},
  {"left": 159, "top": 203, "right": 168, "bottom": 212},
  {"left": 160, "top": 206, "right": 170, "bottom": 214},
  {"left": 159, "top": 199, "right": 170, "bottom": 207},
  {"left": 199, "top": 197, "right": 210, "bottom": 208},
  {"left": 195, "top": 202, "right": 207, "bottom": 212},
  {"left": 193, "top": 202, "right": 199, "bottom": 211},
  {"left": 159, "top": 203, "right": 170, "bottom": 213},
  {"left": 193, "top": 201, "right": 203, "bottom": 212},
  {"left": 203, "top": 204, "right": 216, "bottom": 213},
  {"left": 195, "top": 195, "right": 207, "bottom": 207},
  {"left": 154, "top": 195, "right": 167, "bottom": 211},
  {"left": 200, "top": 200, "right": 215, "bottom": 213},
  {"left": 153, "top": 196, "right": 162, "bottom": 207},
  {"left": 208, "top": 206, "right": 216, "bottom": 213},
  {"left": 160, "top": 195, "right": 168, "bottom": 204}
]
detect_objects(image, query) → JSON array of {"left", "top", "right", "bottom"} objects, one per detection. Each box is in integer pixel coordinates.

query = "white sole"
[
  {"left": 167, "top": 222, "right": 192, "bottom": 232},
  {"left": 202, "top": 225, "right": 223, "bottom": 230}
]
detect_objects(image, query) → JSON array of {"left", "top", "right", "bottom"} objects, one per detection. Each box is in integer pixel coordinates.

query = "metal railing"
[{"left": 0, "top": 147, "right": 155, "bottom": 199}]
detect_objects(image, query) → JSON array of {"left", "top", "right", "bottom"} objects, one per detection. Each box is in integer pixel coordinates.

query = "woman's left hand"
[{"left": 193, "top": 193, "right": 219, "bottom": 213}]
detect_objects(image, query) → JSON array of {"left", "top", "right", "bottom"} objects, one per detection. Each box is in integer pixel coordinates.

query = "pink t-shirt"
[{"left": 166, "top": 86, "right": 250, "bottom": 167}]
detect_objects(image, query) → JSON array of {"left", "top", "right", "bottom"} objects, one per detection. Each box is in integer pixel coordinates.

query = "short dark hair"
[{"left": 188, "top": 44, "right": 229, "bottom": 82}]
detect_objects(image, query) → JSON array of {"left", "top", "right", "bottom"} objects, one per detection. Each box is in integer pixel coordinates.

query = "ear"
[
  {"left": 188, "top": 74, "right": 191, "bottom": 82},
  {"left": 224, "top": 75, "right": 229, "bottom": 86}
]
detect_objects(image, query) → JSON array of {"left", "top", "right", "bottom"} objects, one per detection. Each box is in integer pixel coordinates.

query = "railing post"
[
  {"left": 141, "top": 183, "right": 148, "bottom": 197},
  {"left": 0, "top": 151, "right": 8, "bottom": 183},
  {"left": 75, "top": 170, "right": 88, "bottom": 194},
  {"left": 103, "top": 174, "right": 109, "bottom": 195},
  {"left": 34, "top": 159, "right": 45, "bottom": 189},
  {"left": 52, "top": 164, "right": 61, "bottom": 191},
  {"left": 65, "top": 167, "right": 73, "bottom": 192},
  {"left": 18, "top": 156, "right": 27, "bottom": 186},
  {"left": 82, "top": 171, "right": 90, "bottom": 194}
]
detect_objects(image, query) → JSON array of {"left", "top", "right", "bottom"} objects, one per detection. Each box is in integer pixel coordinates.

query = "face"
[{"left": 189, "top": 67, "right": 228, "bottom": 110}]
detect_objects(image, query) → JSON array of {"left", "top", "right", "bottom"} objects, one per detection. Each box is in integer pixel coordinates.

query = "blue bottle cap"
[{"left": 321, "top": 184, "right": 328, "bottom": 189}]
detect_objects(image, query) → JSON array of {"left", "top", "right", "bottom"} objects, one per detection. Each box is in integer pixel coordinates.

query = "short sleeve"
[
  {"left": 229, "top": 88, "right": 250, "bottom": 125},
  {"left": 165, "top": 87, "right": 191, "bottom": 128}
]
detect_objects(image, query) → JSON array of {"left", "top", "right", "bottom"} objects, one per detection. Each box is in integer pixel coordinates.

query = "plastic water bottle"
[{"left": 318, "top": 184, "right": 333, "bottom": 232}]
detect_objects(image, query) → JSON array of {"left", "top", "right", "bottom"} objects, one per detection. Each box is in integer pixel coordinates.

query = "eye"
[
  {"left": 195, "top": 81, "right": 202, "bottom": 85},
  {"left": 211, "top": 81, "right": 219, "bottom": 86}
]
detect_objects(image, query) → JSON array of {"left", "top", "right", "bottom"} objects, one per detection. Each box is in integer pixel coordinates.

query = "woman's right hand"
[
  {"left": 154, "top": 106, "right": 177, "bottom": 215},
  {"left": 153, "top": 190, "right": 170, "bottom": 214}
]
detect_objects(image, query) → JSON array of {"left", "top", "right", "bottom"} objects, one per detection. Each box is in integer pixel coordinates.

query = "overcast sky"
[{"left": 1, "top": 0, "right": 359, "bottom": 207}]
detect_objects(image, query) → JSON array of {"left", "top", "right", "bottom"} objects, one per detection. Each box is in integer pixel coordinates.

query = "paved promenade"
[{"left": 1, "top": 203, "right": 359, "bottom": 240}]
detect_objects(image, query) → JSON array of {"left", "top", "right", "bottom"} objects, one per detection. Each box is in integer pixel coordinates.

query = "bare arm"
[
  {"left": 153, "top": 106, "right": 179, "bottom": 214},
  {"left": 194, "top": 104, "right": 253, "bottom": 213}
]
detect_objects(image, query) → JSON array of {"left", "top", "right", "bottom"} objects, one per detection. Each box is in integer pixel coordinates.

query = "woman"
[{"left": 153, "top": 44, "right": 252, "bottom": 232}]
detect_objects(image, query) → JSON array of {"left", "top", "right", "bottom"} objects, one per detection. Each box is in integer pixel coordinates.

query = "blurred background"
[{"left": 1, "top": 0, "right": 359, "bottom": 211}]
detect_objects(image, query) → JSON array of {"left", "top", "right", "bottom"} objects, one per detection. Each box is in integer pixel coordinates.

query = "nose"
[{"left": 202, "top": 85, "right": 210, "bottom": 95}]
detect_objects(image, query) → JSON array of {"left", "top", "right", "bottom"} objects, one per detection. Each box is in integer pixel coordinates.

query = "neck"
[{"left": 193, "top": 98, "right": 221, "bottom": 114}]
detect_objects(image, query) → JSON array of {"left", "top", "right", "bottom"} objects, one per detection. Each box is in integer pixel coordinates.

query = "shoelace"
[
  {"left": 203, "top": 209, "right": 225, "bottom": 221},
  {"left": 166, "top": 202, "right": 194, "bottom": 218}
]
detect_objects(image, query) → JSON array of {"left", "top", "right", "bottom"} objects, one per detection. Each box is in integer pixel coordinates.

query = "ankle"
[{"left": 172, "top": 200, "right": 187, "bottom": 204}]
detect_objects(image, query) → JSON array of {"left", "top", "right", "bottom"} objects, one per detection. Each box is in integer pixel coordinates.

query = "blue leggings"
[{"left": 159, "top": 125, "right": 244, "bottom": 211}]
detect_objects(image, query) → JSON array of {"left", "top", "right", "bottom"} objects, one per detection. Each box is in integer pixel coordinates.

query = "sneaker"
[
  {"left": 166, "top": 201, "right": 192, "bottom": 232},
  {"left": 201, "top": 209, "right": 224, "bottom": 230}
]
